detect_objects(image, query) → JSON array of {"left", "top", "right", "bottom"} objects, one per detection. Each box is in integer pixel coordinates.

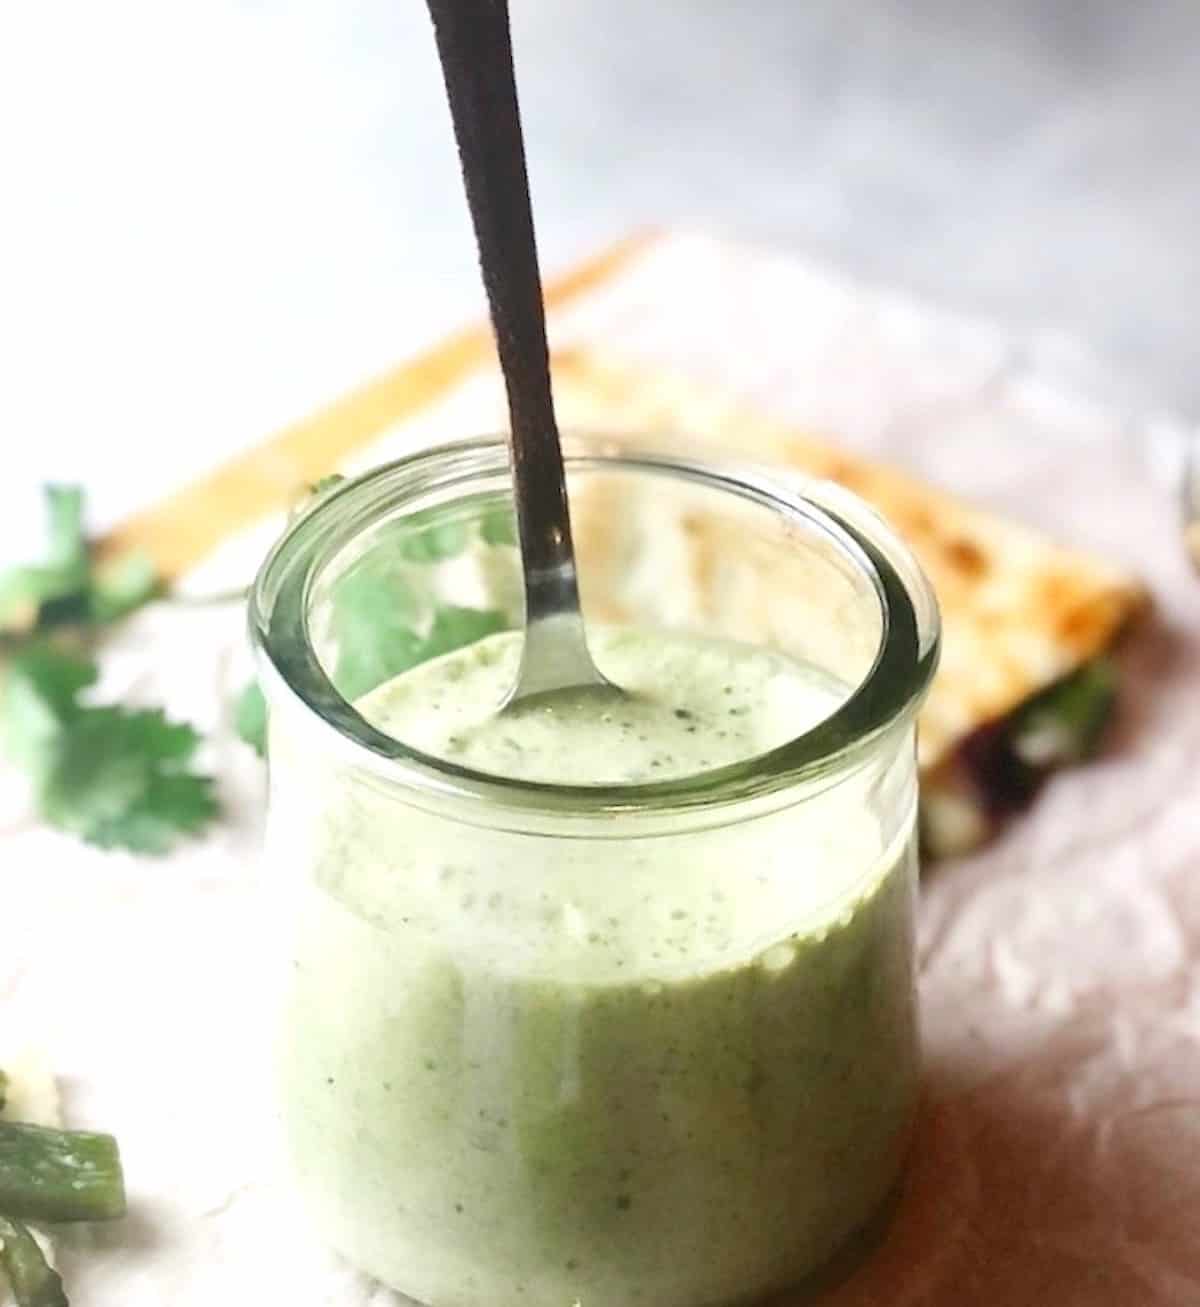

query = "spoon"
[{"left": 425, "top": 0, "right": 615, "bottom": 708}]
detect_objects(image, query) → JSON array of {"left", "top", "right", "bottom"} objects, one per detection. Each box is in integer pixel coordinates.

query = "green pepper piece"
[
  {"left": 0, "top": 1213, "right": 68, "bottom": 1307},
  {"left": 0, "top": 1122, "right": 126, "bottom": 1224},
  {"left": 1011, "top": 658, "right": 1117, "bottom": 768}
]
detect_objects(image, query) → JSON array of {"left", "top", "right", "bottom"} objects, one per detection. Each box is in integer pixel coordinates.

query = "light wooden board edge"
[{"left": 97, "top": 229, "right": 657, "bottom": 580}]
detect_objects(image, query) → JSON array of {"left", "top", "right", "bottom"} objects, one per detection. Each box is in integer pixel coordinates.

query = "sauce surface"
[{"left": 358, "top": 626, "right": 841, "bottom": 784}]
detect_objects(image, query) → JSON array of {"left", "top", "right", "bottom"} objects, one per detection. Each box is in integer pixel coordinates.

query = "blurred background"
[{"left": 1, "top": 0, "right": 1196, "bottom": 537}]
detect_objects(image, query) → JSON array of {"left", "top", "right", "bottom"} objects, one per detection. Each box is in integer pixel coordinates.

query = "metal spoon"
[{"left": 426, "top": 0, "right": 615, "bottom": 708}]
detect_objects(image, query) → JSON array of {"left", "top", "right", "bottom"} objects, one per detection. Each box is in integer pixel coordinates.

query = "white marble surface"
[{"left": 1, "top": 0, "right": 1198, "bottom": 554}]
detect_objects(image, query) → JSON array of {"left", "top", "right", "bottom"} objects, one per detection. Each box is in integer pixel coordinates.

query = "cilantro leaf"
[
  {"left": 329, "top": 565, "right": 424, "bottom": 700},
  {"left": 0, "top": 486, "right": 90, "bottom": 632},
  {"left": 479, "top": 505, "right": 518, "bottom": 547},
  {"left": 0, "top": 645, "right": 218, "bottom": 854},
  {"left": 422, "top": 606, "right": 507, "bottom": 660},
  {"left": 234, "top": 681, "right": 268, "bottom": 756},
  {"left": 89, "top": 552, "right": 160, "bottom": 624},
  {"left": 329, "top": 568, "right": 506, "bottom": 702},
  {"left": 236, "top": 501, "right": 510, "bottom": 746},
  {"left": 0, "top": 646, "right": 97, "bottom": 774},
  {"left": 397, "top": 511, "right": 470, "bottom": 563},
  {"left": 335, "top": 624, "right": 426, "bottom": 701},
  {"left": 40, "top": 707, "right": 218, "bottom": 854},
  {"left": 0, "top": 485, "right": 159, "bottom": 636},
  {"left": 80, "top": 770, "right": 219, "bottom": 855},
  {"left": 44, "top": 484, "right": 88, "bottom": 572},
  {"left": 3, "top": 645, "right": 97, "bottom": 723}
]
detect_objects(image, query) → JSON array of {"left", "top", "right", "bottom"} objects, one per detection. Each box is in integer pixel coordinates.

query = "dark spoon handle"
[{"left": 425, "top": 0, "right": 582, "bottom": 629}]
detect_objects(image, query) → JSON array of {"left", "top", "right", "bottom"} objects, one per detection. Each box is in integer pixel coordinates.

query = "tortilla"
[{"left": 543, "top": 347, "right": 1146, "bottom": 828}]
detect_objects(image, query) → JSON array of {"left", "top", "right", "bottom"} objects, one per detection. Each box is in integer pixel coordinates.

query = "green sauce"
[
  {"left": 277, "top": 628, "right": 918, "bottom": 1307},
  {"left": 356, "top": 625, "right": 842, "bottom": 784}
]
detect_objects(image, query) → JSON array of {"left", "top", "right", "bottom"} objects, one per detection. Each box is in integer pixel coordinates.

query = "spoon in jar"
[{"left": 425, "top": 0, "right": 617, "bottom": 709}]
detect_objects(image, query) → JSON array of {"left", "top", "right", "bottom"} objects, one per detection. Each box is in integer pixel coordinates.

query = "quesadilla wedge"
[{"left": 543, "top": 348, "right": 1147, "bottom": 857}]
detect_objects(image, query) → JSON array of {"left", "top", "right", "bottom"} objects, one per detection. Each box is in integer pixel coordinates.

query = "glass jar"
[{"left": 250, "top": 438, "right": 940, "bottom": 1307}]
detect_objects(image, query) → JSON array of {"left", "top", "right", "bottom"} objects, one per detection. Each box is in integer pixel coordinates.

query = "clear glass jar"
[{"left": 250, "top": 439, "right": 939, "bottom": 1307}]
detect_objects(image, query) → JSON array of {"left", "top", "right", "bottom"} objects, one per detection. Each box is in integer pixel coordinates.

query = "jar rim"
[{"left": 249, "top": 437, "right": 940, "bottom": 821}]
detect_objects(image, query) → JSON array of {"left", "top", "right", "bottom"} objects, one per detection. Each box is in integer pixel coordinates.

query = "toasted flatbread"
[{"left": 542, "top": 348, "right": 1146, "bottom": 846}]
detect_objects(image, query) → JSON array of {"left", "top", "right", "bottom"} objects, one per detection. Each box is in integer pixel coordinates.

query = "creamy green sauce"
[
  {"left": 277, "top": 628, "right": 918, "bottom": 1307},
  {"left": 357, "top": 626, "right": 840, "bottom": 784}
]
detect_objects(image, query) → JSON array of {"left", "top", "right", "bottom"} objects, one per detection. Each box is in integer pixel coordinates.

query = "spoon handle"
[{"left": 425, "top": 0, "right": 585, "bottom": 636}]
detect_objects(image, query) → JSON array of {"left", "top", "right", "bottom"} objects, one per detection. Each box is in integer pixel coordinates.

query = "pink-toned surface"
[{"left": 5, "top": 233, "right": 1198, "bottom": 1305}]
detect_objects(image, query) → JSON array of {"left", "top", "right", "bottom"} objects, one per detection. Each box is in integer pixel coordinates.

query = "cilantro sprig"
[
  {"left": 1, "top": 646, "right": 217, "bottom": 854},
  {"left": 234, "top": 489, "right": 512, "bottom": 756},
  {"left": 0, "top": 486, "right": 216, "bottom": 854},
  {"left": 2, "top": 479, "right": 518, "bottom": 847},
  {"left": 0, "top": 487, "right": 158, "bottom": 641},
  {"left": 233, "top": 578, "right": 508, "bottom": 758}
]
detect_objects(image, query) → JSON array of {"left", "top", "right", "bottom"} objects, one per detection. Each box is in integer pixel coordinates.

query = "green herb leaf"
[
  {"left": 328, "top": 558, "right": 507, "bottom": 701},
  {"left": 40, "top": 708, "right": 217, "bottom": 854},
  {"left": 234, "top": 681, "right": 267, "bottom": 756},
  {"left": 330, "top": 565, "right": 424, "bottom": 699},
  {"left": 335, "top": 625, "right": 426, "bottom": 702},
  {"left": 1011, "top": 658, "right": 1117, "bottom": 768},
  {"left": 79, "top": 770, "right": 219, "bottom": 855},
  {"left": 89, "top": 552, "right": 160, "bottom": 624},
  {"left": 0, "top": 486, "right": 89, "bottom": 633},
  {"left": 0, "top": 646, "right": 218, "bottom": 854},
  {"left": 479, "top": 505, "right": 518, "bottom": 547},
  {"left": 0, "top": 485, "right": 158, "bottom": 637},
  {"left": 43, "top": 485, "right": 87, "bottom": 572},
  {"left": 397, "top": 513, "right": 469, "bottom": 563},
  {"left": 422, "top": 606, "right": 507, "bottom": 660},
  {"left": 0, "top": 647, "right": 97, "bottom": 775}
]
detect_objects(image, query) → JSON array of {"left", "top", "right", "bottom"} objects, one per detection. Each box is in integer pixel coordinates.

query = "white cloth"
[{"left": 6, "top": 232, "right": 1199, "bottom": 1305}]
